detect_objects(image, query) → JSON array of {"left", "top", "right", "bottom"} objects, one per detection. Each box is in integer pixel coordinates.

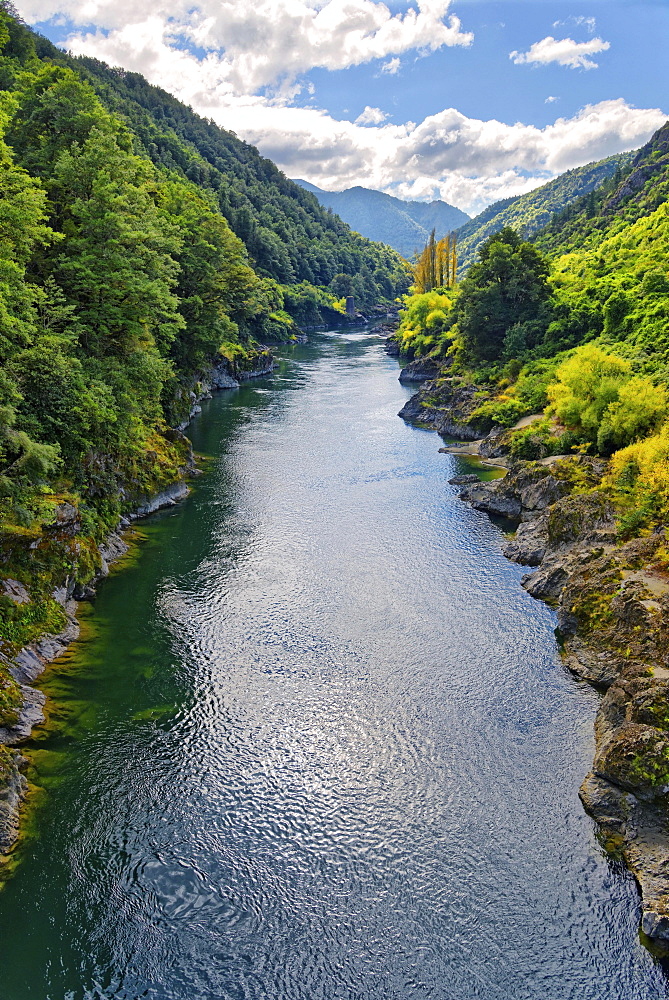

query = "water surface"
[{"left": 0, "top": 330, "right": 667, "bottom": 999}]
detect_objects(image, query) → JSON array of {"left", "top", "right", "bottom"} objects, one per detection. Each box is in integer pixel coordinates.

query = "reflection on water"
[{"left": 0, "top": 330, "right": 667, "bottom": 1000}]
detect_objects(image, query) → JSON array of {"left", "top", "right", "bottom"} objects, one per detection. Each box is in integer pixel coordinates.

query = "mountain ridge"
[
  {"left": 293, "top": 179, "right": 469, "bottom": 258},
  {"left": 455, "top": 152, "right": 635, "bottom": 273}
]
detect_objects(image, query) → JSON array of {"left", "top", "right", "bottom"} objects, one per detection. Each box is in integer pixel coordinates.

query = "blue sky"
[
  {"left": 18, "top": 0, "right": 668, "bottom": 214},
  {"left": 303, "top": 2, "right": 666, "bottom": 129}
]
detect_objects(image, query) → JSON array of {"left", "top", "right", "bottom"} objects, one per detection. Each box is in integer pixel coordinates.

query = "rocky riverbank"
[
  {"left": 396, "top": 366, "right": 669, "bottom": 946},
  {"left": 458, "top": 458, "right": 669, "bottom": 945},
  {"left": 0, "top": 352, "right": 275, "bottom": 860}
]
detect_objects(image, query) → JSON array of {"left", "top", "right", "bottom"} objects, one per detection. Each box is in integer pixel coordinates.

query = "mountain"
[
  {"left": 293, "top": 180, "right": 469, "bottom": 259},
  {"left": 455, "top": 152, "right": 634, "bottom": 273},
  {"left": 534, "top": 121, "right": 669, "bottom": 258}
]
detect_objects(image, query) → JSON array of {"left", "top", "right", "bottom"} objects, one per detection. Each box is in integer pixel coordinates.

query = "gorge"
[{"left": 0, "top": 331, "right": 668, "bottom": 997}]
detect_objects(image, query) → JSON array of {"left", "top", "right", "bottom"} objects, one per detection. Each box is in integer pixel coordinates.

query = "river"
[{"left": 0, "top": 329, "right": 667, "bottom": 999}]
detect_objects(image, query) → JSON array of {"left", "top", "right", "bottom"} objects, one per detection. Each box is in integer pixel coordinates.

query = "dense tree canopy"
[
  {"left": 453, "top": 228, "right": 552, "bottom": 364},
  {"left": 0, "top": 2, "right": 409, "bottom": 551}
]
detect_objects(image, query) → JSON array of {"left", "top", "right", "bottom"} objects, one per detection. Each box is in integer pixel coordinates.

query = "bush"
[
  {"left": 547, "top": 344, "right": 667, "bottom": 454},
  {"left": 607, "top": 423, "right": 669, "bottom": 534},
  {"left": 469, "top": 395, "right": 528, "bottom": 430},
  {"left": 397, "top": 291, "right": 454, "bottom": 358},
  {"left": 509, "top": 419, "right": 563, "bottom": 459}
]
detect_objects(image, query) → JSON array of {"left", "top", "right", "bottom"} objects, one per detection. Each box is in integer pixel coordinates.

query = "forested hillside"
[
  {"left": 455, "top": 152, "right": 632, "bottom": 273},
  {"left": 394, "top": 118, "right": 669, "bottom": 519},
  {"left": 535, "top": 121, "right": 669, "bottom": 257},
  {"left": 0, "top": 2, "right": 409, "bottom": 669},
  {"left": 294, "top": 180, "right": 469, "bottom": 259}
]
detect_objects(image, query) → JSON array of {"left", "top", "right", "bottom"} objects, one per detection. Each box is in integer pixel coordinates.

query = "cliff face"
[{"left": 457, "top": 458, "right": 669, "bottom": 944}]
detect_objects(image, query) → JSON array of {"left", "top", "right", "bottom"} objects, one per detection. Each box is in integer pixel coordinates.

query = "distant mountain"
[
  {"left": 293, "top": 181, "right": 469, "bottom": 259},
  {"left": 455, "top": 152, "right": 634, "bottom": 273}
]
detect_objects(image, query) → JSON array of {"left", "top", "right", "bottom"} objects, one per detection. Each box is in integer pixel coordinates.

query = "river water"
[{"left": 0, "top": 329, "right": 667, "bottom": 999}]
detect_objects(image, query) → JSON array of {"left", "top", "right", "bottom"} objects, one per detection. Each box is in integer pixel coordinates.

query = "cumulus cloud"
[
  {"left": 355, "top": 106, "right": 388, "bottom": 125},
  {"left": 545, "top": 96, "right": 558, "bottom": 104},
  {"left": 510, "top": 35, "right": 610, "bottom": 71},
  {"left": 15, "top": 2, "right": 666, "bottom": 215},
  {"left": 217, "top": 99, "right": 665, "bottom": 214},
  {"left": 20, "top": 0, "right": 473, "bottom": 93}
]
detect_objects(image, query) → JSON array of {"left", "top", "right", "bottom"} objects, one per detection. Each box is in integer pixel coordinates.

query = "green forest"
[
  {"left": 395, "top": 118, "right": 669, "bottom": 536},
  {"left": 0, "top": 0, "right": 668, "bottom": 731},
  {"left": 454, "top": 152, "right": 632, "bottom": 273},
  {"left": 0, "top": 2, "right": 412, "bottom": 675}
]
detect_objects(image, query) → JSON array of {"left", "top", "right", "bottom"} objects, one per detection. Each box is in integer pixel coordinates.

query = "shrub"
[
  {"left": 397, "top": 291, "right": 453, "bottom": 358},
  {"left": 547, "top": 344, "right": 667, "bottom": 454},
  {"left": 607, "top": 423, "right": 669, "bottom": 534}
]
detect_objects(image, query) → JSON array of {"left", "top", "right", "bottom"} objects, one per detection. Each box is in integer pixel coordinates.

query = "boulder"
[{"left": 399, "top": 357, "right": 443, "bottom": 384}]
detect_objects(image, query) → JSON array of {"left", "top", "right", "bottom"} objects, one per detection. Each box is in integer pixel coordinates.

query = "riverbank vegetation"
[
  {"left": 394, "top": 119, "right": 669, "bottom": 531},
  {"left": 0, "top": 1, "right": 410, "bottom": 661}
]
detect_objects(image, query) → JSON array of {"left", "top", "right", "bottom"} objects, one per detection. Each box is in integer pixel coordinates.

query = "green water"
[{"left": 0, "top": 329, "right": 667, "bottom": 999}]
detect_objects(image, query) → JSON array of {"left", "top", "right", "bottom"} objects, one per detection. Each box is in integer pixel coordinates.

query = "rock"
[
  {"left": 210, "top": 363, "right": 240, "bottom": 390},
  {"left": 0, "top": 752, "right": 28, "bottom": 852},
  {"left": 398, "top": 378, "right": 483, "bottom": 440},
  {"left": 1, "top": 579, "right": 30, "bottom": 605},
  {"left": 579, "top": 771, "right": 635, "bottom": 836},
  {"left": 100, "top": 532, "right": 129, "bottom": 567},
  {"left": 595, "top": 723, "right": 669, "bottom": 795},
  {"left": 47, "top": 502, "right": 81, "bottom": 537},
  {"left": 448, "top": 474, "right": 480, "bottom": 485},
  {"left": 521, "top": 560, "right": 570, "bottom": 601},
  {"left": 461, "top": 486, "right": 522, "bottom": 519},
  {"left": 0, "top": 685, "right": 46, "bottom": 744},
  {"left": 545, "top": 492, "right": 617, "bottom": 551},
  {"left": 503, "top": 517, "right": 549, "bottom": 566},
  {"left": 134, "top": 481, "right": 189, "bottom": 517},
  {"left": 399, "top": 357, "right": 443, "bottom": 384},
  {"left": 478, "top": 426, "right": 509, "bottom": 459}
]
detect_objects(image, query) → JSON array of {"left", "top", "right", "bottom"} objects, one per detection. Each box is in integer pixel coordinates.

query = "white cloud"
[
  {"left": 553, "top": 16, "right": 596, "bottom": 34},
  {"left": 510, "top": 35, "right": 610, "bottom": 71},
  {"left": 215, "top": 99, "right": 665, "bottom": 215},
  {"left": 381, "top": 56, "right": 401, "bottom": 74},
  {"left": 545, "top": 95, "right": 558, "bottom": 104},
  {"left": 19, "top": 0, "right": 473, "bottom": 94},
  {"left": 355, "top": 105, "right": 388, "bottom": 125},
  {"left": 15, "top": 3, "right": 666, "bottom": 216}
]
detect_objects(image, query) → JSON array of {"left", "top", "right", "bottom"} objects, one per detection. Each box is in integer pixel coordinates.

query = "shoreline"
[
  {"left": 396, "top": 371, "right": 669, "bottom": 948},
  {"left": 0, "top": 355, "right": 277, "bottom": 861}
]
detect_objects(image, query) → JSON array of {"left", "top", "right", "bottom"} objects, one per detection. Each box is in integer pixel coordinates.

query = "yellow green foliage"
[
  {"left": 547, "top": 344, "right": 667, "bottom": 454},
  {"left": 607, "top": 422, "right": 669, "bottom": 533},
  {"left": 549, "top": 202, "right": 669, "bottom": 363},
  {"left": 397, "top": 290, "right": 454, "bottom": 358}
]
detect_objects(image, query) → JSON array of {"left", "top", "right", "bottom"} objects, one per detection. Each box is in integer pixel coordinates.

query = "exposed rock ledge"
[{"left": 456, "top": 458, "right": 669, "bottom": 946}]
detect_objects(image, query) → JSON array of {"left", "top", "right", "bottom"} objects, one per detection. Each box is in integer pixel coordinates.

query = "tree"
[
  {"left": 454, "top": 227, "right": 551, "bottom": 364},
  {"left": 50, "top": 128, "right": 184, "bottom": 359}
]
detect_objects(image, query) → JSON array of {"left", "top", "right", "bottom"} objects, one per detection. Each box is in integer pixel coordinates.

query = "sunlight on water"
[{"left": 0, "top": 331, "right": 667, "bottom": 1000}]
